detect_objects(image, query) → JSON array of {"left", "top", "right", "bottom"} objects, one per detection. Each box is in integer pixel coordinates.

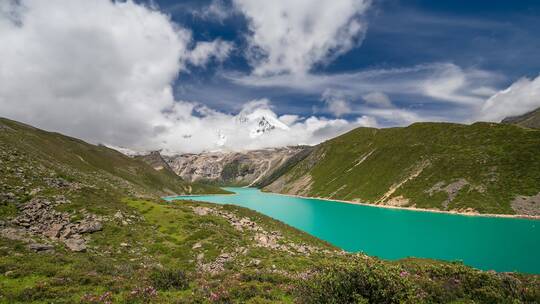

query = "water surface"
[{"left": 165, "top": 187, "right": 540, "bottom": 274}]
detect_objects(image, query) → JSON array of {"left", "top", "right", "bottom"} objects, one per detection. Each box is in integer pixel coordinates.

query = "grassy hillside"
[
  {"left": 264, "top": 122, "right": 540, "bottom": 215},
  {"left": 1, "top": 118, "right": 538, "bottom": 303},
  {"left": 503, "top": 107, "right": 540, "bottom": 129},
  {"left": 0, "top": 117, "right": 227, "bottom": 198}
]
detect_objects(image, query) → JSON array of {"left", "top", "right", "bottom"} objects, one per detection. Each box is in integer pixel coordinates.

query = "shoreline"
[
  {"left": 165, "top": 188, "right": 540, "bottom": 220},
  {"left": 262, "top": 191, "right": 540, "bottom": 220},
  {"left": 163, "top": 193, "right": 236, "bottom": 199}
]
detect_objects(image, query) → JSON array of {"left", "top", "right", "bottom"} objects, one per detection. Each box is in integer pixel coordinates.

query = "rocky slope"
[
  {"left": 264, "top": 122, "right": 540, "bottom": 216},
  {"left": 166, "top": 146, "right": 312, "bottom": 186},
  {"left": 1, "top": 118, "right": 539, "bottom": 303},
  {"left": 135, "top": 151, "right": 175, "bottom": 173},
  {"left": 0, "top": 117, "right": 227, "bottom": 253},
  {"left": 502, "top": 107, "right": 540, "bottom": 129}
]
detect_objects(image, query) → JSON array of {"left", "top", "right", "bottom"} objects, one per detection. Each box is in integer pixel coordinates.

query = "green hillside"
[
  {"left": 0, "top": 117, "right": 227, "bottom": 199},
  {"left": 264, "top": 122, "right": 540, "bottom": 215}
]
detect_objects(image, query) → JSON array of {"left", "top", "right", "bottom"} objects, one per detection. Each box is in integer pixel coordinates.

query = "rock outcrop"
[
  {"left": 502, "top": 107, "right": 540, "bottom": 129},
  {"left": 165, "top": 146, "right": 311, "bottom": 186},
  {"left": 5, "top": 196, "right": 103, "bottom": 252}
]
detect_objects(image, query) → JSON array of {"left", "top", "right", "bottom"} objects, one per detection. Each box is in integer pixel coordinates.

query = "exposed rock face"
[
  {"left": 5, "top": 197, "right": 103, "bottom": 252},
  {"left": 511, "top": 193, "right": 540, "bottom": 216},
  {"left": 135, "top": 151, "right": 174, "bottom": 172},
  {"left": 502, "top": 107, "right": 540, "bottom": 129},
  {"left": 426, "top": 179, "right": 470, "bottom": 209},
  {"left": 165, "top": 146, "right": 311, "bottom": 186}
]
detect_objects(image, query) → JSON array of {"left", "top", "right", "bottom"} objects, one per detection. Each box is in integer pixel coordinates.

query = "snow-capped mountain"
[
  {"left": 210, "top": 109, "right": 291, "bottom": 147},
  {"left": 236, "top": 110, "right": 290, "bottom": 139}
]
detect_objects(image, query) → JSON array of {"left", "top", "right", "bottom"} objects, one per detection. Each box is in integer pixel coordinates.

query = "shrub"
[
  {"left": 150, "top": 268, "right": 189, "bottom": 291},
  {"left": 297, "top": 260, "right": 418, "bottom": 304}
]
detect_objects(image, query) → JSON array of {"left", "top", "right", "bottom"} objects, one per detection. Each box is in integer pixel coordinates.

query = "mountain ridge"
[
  {"left": 263, "top": 121, "right": 540, "bottom": 216},
  {"left": 502, "top": 107, "right": 540, "bottom": 129},
  {"left": 165, "top": 146, "right": 311, "bottom": 186}
]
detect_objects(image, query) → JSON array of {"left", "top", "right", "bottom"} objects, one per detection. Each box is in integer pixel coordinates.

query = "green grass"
[{"left": 265, "top": 122, "right": 540, "bottom": 214}]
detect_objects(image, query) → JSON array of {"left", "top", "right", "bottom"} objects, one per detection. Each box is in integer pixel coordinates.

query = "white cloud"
[
  {"left": 0, "top": 0, "right": 359, "bottom": 154},
  {"left": 228, "top": 63, "right": 502, "bottom": 103},
  {"left": 278, "top": 114, "right": 300, "bottom": 125},
  {"left": 477, "top": 75, "right": 540, "bottom": 122},
  {"left": 192, "top": 0, "right": 231, "bottom": 23},
  {"left": 227, "top": 63, "right": 503, "bottom": 124},
  {"left": 362, "top": 92, "right": 393, "bottom": 107},
  {"left": 0, "top": 0, "right": 190, "bottom": 146},
  {"left": 232, "top": 0, "right": 371, "bottom": 76},
  {"left": 421, "top": 64, "right": 499, "bottom": 104},
  {"left": 156, "top": 99, "right": 362, "bottom": 153},
  {"left": 355, "top": 115, "right": 378, "bottom": 128},
  {"left": 187, "top": 39, "right": 233, "bottom": 67},
  {"left": 321, "top": 89, "right": 351, "bottom": 117}
]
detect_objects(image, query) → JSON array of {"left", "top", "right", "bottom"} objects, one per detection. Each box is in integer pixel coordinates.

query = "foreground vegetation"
[
  {"left": 265, "top": 122, "right": 540, "bottom": 215},
  {"left": 1, "top": 117, "right": 539, "bottom": 303},
  {"left": 2, "top": 195, "right": 538, "bottom": 303}
]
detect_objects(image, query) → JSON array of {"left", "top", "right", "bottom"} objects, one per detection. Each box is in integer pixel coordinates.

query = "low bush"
[
  {"left": 149, "top": 268, "right": 189, "bottom": 291},
  {"left": 297, "top": 260, "right": 418, "bottom": 304}
]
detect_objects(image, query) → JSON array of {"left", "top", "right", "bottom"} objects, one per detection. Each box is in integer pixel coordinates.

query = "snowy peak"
[{"left": 250, "top": 116, "right": 276, "bottom": 138}]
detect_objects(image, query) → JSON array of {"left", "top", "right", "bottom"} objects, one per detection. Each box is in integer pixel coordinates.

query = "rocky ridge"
[
  {"left": 165, "top": 146, "right": 311, "bottom": 186},
  {"left": 502, "top": 107, "right": 540, "bottom": 129}
]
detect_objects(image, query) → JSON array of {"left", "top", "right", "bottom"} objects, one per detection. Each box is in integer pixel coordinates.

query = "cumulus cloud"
[
  {"left": 0, "top": 0, "right": 360, "bottom": 153},
  {"left": 355, "top": 115, "right": 378, "bottom": 128},
  {"left": 155, "top": 99, "right": 365, "bottom": 154},
  {"left": 362, "top": 92, "right": 393, "bottom": 108},
  {"left": 0, "top": 0, "right": 190, "bottom": 147},
  {"left": 321, "top": 90, "right": 352, "bottom": 117},
  {"left": 232, "top": 0, "right": 371, "bottom": 76},
  {"left": 477, "top": 75, "right": 540, "bottom": 122},
  {"left": 186, "top": 39, "right": 233, "bottom": 67}
]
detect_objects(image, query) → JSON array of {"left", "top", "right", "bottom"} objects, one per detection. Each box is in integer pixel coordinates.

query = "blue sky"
[
  {"left": 151, "top": 0, "right": 540, "bottom": 122},
  {"left": 2, "top": 0, "right": 540, "bottom": 152}
]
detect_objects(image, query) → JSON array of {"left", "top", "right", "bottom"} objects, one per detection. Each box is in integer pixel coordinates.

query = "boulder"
[
  {"left": 28, "top": 243, "right": 54, "bottom": 252},
  {"left": 77, "top": 220, "right": 102, "bottom": 234},
  {"left": 64, "top": 238, "right": 86, "bottom": 252},
  {"left": 43, "top": 223, "right": 64, "bottom": 238}
]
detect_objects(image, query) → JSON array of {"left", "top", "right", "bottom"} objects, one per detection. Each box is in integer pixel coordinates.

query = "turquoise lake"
[{"left": 165, "top": 187, "right": 540, "bottom": 274}]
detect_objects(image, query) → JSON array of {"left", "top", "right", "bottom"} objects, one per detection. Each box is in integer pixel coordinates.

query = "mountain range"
[
  {"left": 132, "top": 108, "right": 540, "bottom": 216},
  {"left": 162, "top": 146, "right": 311, "bottom": 187}
]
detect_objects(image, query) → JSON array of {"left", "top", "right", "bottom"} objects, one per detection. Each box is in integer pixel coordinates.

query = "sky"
[{"left": 1, "top": 0, "right": 540, "bottom": 153}]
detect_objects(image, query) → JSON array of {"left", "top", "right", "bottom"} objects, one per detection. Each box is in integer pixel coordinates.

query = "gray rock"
[
  {"left": 43, "top": 223, "right": 64, "bottom": 238},
  {"left": 77, "top": 220, "right": 102, "bottom": 233},
  {"left": 64, "top": 238, "right": 86, "bottom": 252},
  {"left": 28, "top": 243, "right": 54, "bottom": 252}
]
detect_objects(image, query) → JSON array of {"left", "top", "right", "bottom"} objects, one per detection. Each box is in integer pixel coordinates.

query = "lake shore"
[
  {"left": 163, "top": 193, "right": 236, "bottom": 199},
  {"left": 263, "top": 191, "right": 540, "bottom": 220}
]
